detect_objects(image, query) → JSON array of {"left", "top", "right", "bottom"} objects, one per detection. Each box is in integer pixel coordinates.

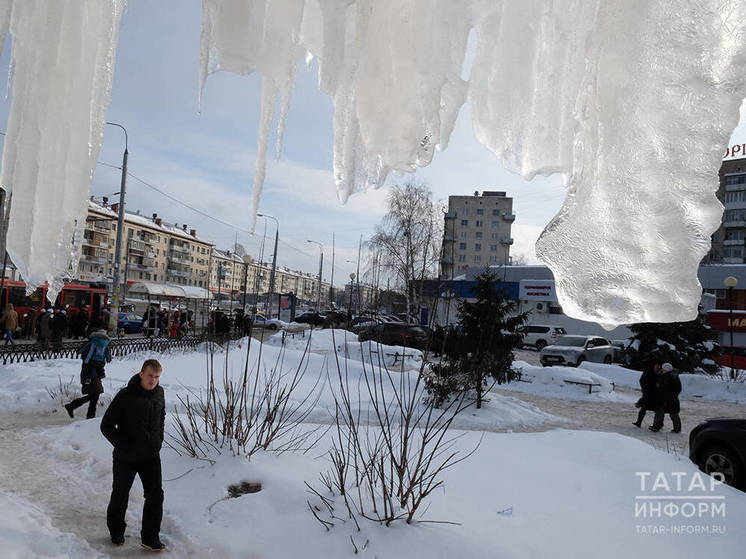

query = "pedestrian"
[
  {"left": 101, "top": 359, "right": 166, "bottom": 552},
  {"left": 52, "top": 308, "right": 68, "bottom": 348},
  {"left": 2, "top": 303, "right": 18, "bottom": 345},
  {"left": 72, "top": 305, "right": 89, "bottom": 339},
  {"left": 633, "top": 361, "right": 660, "bottom": 427},
  {"left": 64, "top": 330, "right": 112, "bottom": 419},
  {"left": 39, "top": 308, "right": 53, "bottom": 348},
  {"left": 649, "top": 362, "right": 682, "bottom": 433},
  {"left": 156, "top": 310, "right": 167, "bottom": 337},
  {"left": 22, "top": 309, "right": 34, "bottom": 340}
]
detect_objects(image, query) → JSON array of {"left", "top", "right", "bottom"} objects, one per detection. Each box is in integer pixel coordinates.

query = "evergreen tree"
[
  {"left": 425, "top": 270, "right": 528, "bottom": 408},
  {"left": 625, "top": 307, "right": 717, "bottom": 373}
]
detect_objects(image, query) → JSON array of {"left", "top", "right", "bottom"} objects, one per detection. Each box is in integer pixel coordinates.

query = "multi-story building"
[
  {"left": 79, "top": 200, "right": 213, "bottom": 288},
  {"left": 440, "top": 190, "right": 515, "bottom": 278},
  {"left": 710, "top": 156, "right": 746, "bottom": 263}
]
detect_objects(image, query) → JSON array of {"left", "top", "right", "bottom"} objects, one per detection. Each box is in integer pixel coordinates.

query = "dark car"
[
  {"left": 117, "top": 312, "right": 143, "bottom": 334},
  {"left": 689, "top": 418, "right": 746, "bottom": 490},
  {"left": 293, "top": 311, "right": 326, "bottom": 326},
  {"left": 358, "top": 322, "right": 430, "bottom": 350}
]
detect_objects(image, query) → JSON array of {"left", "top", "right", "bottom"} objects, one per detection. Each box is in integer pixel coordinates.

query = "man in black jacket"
[{"left": 101, "top": 359, "right": 166, "bottom": 552}]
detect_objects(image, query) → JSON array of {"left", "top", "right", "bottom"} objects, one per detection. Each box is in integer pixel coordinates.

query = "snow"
[
  {"left": 198, "top": 0, "right": 746, "bottom": 327},
  {"left": 509, "top": 361, "right": 629, "bottom": 402},
  {"left": 1, "top": 1, "right": 123, "bottom": 302},
  {"left": 0, "top": 492, "right": 96, "bottom": 559},
  {"left": 2, "top": 342, "right": 746, "bottom": 556}
]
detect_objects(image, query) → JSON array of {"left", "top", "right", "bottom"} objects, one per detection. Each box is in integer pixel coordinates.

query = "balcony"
[
  {"left": 85, "top": 221, "right": 110, "bottom": 234},
  {"left": 500, "top": 238, "right": 514, "bottom": 245},
  {"left": 167, "top": 269, "right": 191, "bottom": 279},
  {"left": 723, "top": 257, "right": 744, "bottom": 264},
  {"left": 81, "top": 254, "right": 107, "bottom": 265},
  {"left": 443, "top": 234, "right": 455, "bottom": 242},
  {"left": 724, "top": 220, "right": 746, "bottom": 228},
  {"left": 502, "top": 213, "right": 516, "bottom": 222},
  {"left": 724, "top": 239, "right": 745, "bottom": 246},
  {"left": 128, "top": 239, "right": 147, "bottom": 253},
  {"left": 169, "top": 250, "right": 191, "bottom": 263},
  {"left": 444, "top": 211, "right": 457, "bottom": 219},
  {"left": 169, "top": 243, "right": 190, "bottom": 254}
]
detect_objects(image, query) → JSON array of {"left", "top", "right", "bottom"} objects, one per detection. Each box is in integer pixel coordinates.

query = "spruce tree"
[
  {"left": 625, "top": 307, "right": 716, "bottom": 373},
  {"left": 426, "top": 270, "right": 528, "bottom": 408}
]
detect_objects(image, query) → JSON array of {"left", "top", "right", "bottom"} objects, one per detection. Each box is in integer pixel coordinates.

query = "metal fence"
[{"left": 0, "top": 333, "right": 242, "bottom": 365}]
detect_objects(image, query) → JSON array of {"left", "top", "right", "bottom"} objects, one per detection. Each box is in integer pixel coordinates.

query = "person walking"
[
  {"left": 52, "top": 309, "right": 68, "bottom": 348},
  {"left": 649, "top": 362, "right": 682, "bottom": 433},
  {"left": 633, "top": 361, "right": 660, "bottom": 427},
  {"left": 71, "top": 305, "right": 89, "bottom": 340},
  {"left": 2, "top": 303, "right": 18, "bottom": 345},
  {"left": 101, "top": 359, "right": 166, "bottom": 552},
  {"left": 64, "top": 330, "right": 112, "bottom": 419},
  {"left": 38, "top": 308, "right": 53, "bottom": 348}
]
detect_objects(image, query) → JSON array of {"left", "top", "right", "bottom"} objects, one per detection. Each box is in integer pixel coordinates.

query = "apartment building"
[
  {"left": 80, "top": 200, "right": 213, "bottom": 288},
  {"left": 710, "top": 155, "right": 746, "bottom": 263},
  {"left": 440, "top": 191, "right": 515, "bottom": 278}
]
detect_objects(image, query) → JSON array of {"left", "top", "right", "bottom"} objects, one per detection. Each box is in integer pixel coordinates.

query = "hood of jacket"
[{"left": 127, "top": 373, "right": 160, "bottom": 397}]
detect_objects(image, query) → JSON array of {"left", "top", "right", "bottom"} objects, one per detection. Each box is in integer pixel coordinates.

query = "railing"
[{"left": 0, "top": 333, "right": 242, "bottom": 365}]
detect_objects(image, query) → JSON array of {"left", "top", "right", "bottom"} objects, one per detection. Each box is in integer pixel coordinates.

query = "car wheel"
[
  {"left": 535, "top": 340, "right": 547, "bottom": 351},
  {"left": 700, "top": 446, "right": 743, "bottom": 489},
  {"left": 268, "top": 324, "right": 278, "bottom": 330},
  {"left": 603, "top": 355, "right": 612, "bottom": 364},
  {"left": 576, "top": 356, "right": 585, "bottom": 367}
]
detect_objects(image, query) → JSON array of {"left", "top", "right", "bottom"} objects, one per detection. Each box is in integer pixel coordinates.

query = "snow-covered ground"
[{"left": 1, "top": 338, "right": 745, "bottom": 558}]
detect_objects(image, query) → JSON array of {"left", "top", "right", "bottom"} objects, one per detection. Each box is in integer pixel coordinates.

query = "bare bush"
[
  {"left": 168, "top": 334, "right": 326, "bottom": 459},
  {"left": 46, "top": 375, "right": 80, "bottom": 406},
  {"left": 308, "top": 334, "right": 479, "bottom": 529}
]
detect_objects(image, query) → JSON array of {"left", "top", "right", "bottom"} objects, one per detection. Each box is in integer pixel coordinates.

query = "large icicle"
[
  {"left": 0, "top": 0, "right": 123, "bottom": 302},
  {"left": 199, "top": 0, "right": 746, "bottom": 326}
]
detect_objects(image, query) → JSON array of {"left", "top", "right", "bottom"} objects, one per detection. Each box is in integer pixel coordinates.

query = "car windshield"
[{"left": 555, "top": 335, "right": 587, "bottom": 347}]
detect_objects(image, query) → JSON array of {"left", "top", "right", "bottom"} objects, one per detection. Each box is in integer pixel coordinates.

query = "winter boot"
[
  {"left": 64, "top": 403, "right": 74, "bottom": 418},
  {"left": 141, "top": 539, "right": 166, "bottom": 553}
]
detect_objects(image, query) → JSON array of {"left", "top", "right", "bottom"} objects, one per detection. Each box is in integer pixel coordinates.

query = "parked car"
[
  {"left": 519, "top": 324, "right": 567, "bottom": 351},
  {"left": 358, "top": 322, "right": 431, "bottom": 350},
  {"left": 540, "top": 335, "right": 614, "bottom": 367},
  {"left": 293, "top": 311, "right": 326, "bottom": 326},
  {"left": 689, "top": 418, "right": 746, "bottom": 491},
  {"left": 713, "top": 346, "right": 746, "bottom": 370},
  {"left": 610, "top": 339, "right": 631, "bottom": 364},
  {"left": 250, "top": 314, "right": 285, "bottom": 330},
  {"left": 118, "top": 312, "right": 144, "bottom": 334}
]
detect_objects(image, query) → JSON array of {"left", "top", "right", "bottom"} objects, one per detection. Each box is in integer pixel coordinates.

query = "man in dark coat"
[
  {"left": 101, "top": 359, "right": 166, "bottom": 552},
  {"left": 633, "top": 361, "right": 660, "bottom": 427},
  {"left": 649, "top": 362, "right": 682, "bottom": 433}
]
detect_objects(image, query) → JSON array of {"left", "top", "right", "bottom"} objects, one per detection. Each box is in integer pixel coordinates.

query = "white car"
[
  {"left": 251, "top": 314, "right": 285, "bottom": 330},
  {"left": 540, "top": 335, "right": 615, "bottom": 367},
  {"left": 519, "top": 324, "right": 567, "bottom": 351}
]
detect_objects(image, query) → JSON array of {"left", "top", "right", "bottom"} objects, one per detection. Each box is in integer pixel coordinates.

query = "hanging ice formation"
[
  {"left": 0, "top": 1, "right": 744, "bottom": 326},
  {"left": 0, "top": 0, "right": 123, "bottom": 302},
  {"left": 200, "top": 0, "right": 746, "bottom": 327}
]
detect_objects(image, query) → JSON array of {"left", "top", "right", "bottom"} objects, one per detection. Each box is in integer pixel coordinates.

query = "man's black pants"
[{"left": 106, "top": 456, "right": 163, "bottom": 542}]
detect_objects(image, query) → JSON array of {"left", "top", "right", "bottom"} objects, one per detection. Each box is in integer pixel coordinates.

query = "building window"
[
  {"left": 460, "top": 231, "right": 467, "bottom": 239},
  {"left": 490, "top": 244, "right": 498, "bottom": 251},
  {"left": 489, "top": 256, "right": 497, "bottom": 264},
  {"left": 492, "top": 209, "right": 500, "bottom": 216},
  {"left": 474, "top": 232, "right": 482, "bottom": 240},
  {"left": 726, "top": 230, "right": 745, "bottom": 240},
  {"left": 491, "top": 220, "right": 499, "bottom": 228},
  {"left": 476, "top": 208, "right": 484, "bottom": 215},
  {"left": 724, "top": 246, "right": 744, "bottom": 259},
  {"left": 475, "top": 220, "right": 483, "bottom": 227},
  {"left": 474, "top": 243, "right": 481, "bottom": 251},
  {"left": 461, "top": 219, "right": 468, "bottom": 226},
  {"left": 725, "top": 209, "right": 746, "bottom": 222},
  {"left": 458, "top": 255, "right": 466, "bottom": 262},
  {"left": 474, "top": 255, "right": 481, "bottom": 263},
  {"left": 726, "top": 191, "right": 746, "bottom": 203},
  {"left": 725, "top": 174, "right": 746, "bottom": 186},
  {"left": 459, "top": 242, "right": 466, "bottom": 249},
  {"left": 491, "top": 232, "right": 498, "bottom": 240},
  {"left": 463, "top": 208, "right": 469, "bottom": 216}
]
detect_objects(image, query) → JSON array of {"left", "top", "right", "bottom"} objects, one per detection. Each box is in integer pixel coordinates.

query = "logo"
[{"left": 634, "top": 471, "right": 727, "bottom": 536}]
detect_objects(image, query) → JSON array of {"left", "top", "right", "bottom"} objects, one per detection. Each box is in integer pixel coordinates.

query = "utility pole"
[
  {"left": 106, "top": 122, "right": 128, "bottom": 337},
  {"left": 257, "top": 213, "right": 278, "bottom": 318},
  {"left": 356, "top": 234, "right": 362, "bottom": 316},
  {"left": 307, "top": 240, "right": 323, "bottom": 313}
]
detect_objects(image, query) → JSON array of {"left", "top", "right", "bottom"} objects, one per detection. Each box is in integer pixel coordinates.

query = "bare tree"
[{"left": 368, "top": 181, "right": 442, "bottom": 315}]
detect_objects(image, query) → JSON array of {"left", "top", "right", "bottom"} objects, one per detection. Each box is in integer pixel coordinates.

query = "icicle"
[{"left": 0, "top": 0, "right": 123, "bottom": 302}]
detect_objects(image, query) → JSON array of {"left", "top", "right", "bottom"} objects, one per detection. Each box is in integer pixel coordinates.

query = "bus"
[{"left": 0, "top": 280, "right": 109, "bottom": 324}]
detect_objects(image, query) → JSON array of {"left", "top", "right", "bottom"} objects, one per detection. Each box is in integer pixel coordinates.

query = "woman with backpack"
[{"left": 64, "top": 329, "right": 112, "bottom": 419}]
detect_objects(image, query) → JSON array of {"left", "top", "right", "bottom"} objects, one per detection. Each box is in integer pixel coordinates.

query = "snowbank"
[
  {"left": 32, "top": 420, "right": 746, "bottom": 559},
  {"left": 507, "top": 361, "right": 630, "bottom": 402},
  {"left": 580, "top": 362, "right": 746, "bottom": 404}
]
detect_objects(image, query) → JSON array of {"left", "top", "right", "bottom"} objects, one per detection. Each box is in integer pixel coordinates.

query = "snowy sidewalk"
[{"left": 0, "top": 411, "right": 213, "bottom": 558}]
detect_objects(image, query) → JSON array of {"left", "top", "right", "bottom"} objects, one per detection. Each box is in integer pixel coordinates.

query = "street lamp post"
[
  {"left": 348, "top": 273, "right": 356, "bottom": 323},
  {"left": 725, "top": 276, "right": 738, "bottom": 379},
  {"left": 307, "top": 240, "right": 323, "bottom": 313},
  {"left": 257, "top": 213, "right": 279, "bottom": 318},
  {"left": 106, "top": 122, "right": 128, "bottom": 337}
]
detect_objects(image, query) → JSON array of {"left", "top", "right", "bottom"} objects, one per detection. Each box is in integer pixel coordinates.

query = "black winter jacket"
[
  {"left": 101, "top": 374, "right": 165, "bottom": 463},
  {"left": 638, "top": 366, "right": 659, "bottom": 411}
]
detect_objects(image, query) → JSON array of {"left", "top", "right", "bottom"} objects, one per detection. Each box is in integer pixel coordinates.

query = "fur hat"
[{"left": 661, "top": 363, "right": 673, "bottom": 372}]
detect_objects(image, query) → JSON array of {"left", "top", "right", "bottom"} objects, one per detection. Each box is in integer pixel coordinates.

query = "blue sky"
[{"left": 0, "top": 1, "right": 744, "bottom": 286}]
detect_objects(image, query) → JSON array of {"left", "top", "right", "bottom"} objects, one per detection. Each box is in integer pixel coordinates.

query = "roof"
[{"left": 127, "top": 282, "right": 213, "bottom": 299}]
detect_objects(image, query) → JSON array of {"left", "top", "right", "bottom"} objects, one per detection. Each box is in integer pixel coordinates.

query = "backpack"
[{"left": 85, "top": 336, "right": 109, "bottom": 363}]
